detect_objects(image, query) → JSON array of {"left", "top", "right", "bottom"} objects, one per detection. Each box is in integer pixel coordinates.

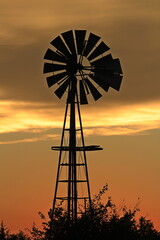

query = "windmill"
[{"left": 43, "top": 30, "right": 123, "bottom": 225}]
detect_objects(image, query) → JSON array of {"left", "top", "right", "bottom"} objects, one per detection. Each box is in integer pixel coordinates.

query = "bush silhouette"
[
  {"left": 1, "top": 184, "right": 160, "bottom": 240},
  {"left": 29, "top": 184, "right": 160, "bottom": 240}
]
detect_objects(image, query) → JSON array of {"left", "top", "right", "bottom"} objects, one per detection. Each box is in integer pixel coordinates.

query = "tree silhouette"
[{"left": 0, "top": 221, "right": 9, "bottom": 240}]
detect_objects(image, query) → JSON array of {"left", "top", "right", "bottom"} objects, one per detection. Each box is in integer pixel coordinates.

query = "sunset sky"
[{"left": 0, "top": 0, "right": 160, "bottom": 232}]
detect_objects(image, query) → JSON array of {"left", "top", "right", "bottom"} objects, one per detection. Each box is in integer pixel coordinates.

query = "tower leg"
[
  {"left": 68, "top": 98, "right": 77, "bottom": 223},
  {"left": 51, "top": 101, "right": 69, "bottom": 227},
  {"left": 76, "top": 92, "right": 93, "bottom": 216},
  {"left": 68, "top": 79, "right": 78, "bottom": 224}
]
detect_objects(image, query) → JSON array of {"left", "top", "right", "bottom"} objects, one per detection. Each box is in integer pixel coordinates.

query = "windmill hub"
[
  {"left": 77, "top": 63, "right": 84, "bottom": 71},
  {"left": 67, "top": 61, "right": 84, "bottom": 76}
]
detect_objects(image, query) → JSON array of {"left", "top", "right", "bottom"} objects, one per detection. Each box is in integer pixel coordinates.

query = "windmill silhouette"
[{"left": 43, "top": 30, "right": 123, "bottom": 225}]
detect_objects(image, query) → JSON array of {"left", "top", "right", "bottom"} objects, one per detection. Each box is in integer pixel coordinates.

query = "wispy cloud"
[
  {"left": 0, "top": 100, "right": 159, "bottom": 144},
  {"left": 0, "top": 100, "right": 63, "bottom": 134},
  {"left": 0, "top": 133, "right": 59, "bottom": 145}
]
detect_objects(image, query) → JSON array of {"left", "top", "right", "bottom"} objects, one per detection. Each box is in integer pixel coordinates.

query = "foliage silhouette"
[
  {"left": 0, "top": 222, "right": 30, "bottom": 240},
  {"left": 0, "top": 221, "right": 9, "bottom": 240},
  {"left": 1, "top": 184, "right": 160, "bottom": 240},
  {"left": 29, "top": 184, "right": 160, "bottom": 240}
]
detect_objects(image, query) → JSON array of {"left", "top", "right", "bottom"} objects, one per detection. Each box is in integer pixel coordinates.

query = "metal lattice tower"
[{"left": 43, "top": 30, "right": 123, "bottom": 225}]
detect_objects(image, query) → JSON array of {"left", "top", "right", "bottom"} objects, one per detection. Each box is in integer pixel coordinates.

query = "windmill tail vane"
[{"left": 43, "top": 30, "right": 123, "bottom": 225}]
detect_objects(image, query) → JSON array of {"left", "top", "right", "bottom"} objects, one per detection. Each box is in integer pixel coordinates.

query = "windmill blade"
[
  {"left": 94, "top": 69, "right": 114, "bottom": 83},
  {"left": 43, "top": 63, "right": 67, "bottom": 73},
  {"left": 50, "top": 36, "right": 70, "bottom": 57},
  {"left": 112, "top": 59, "right": 123, "bottom": 74},
  {"left": 62, "top": 30, "right": 76, "bottom": 55},
  {"left": 91, "top": 54, "right": 113, "bottom": 67},
  {"left": 91, "top": 55, "right": 123, "bottom": 74},
  {"left": 89, "top": 74, "right": 109, "bottom": 92},
  {"left": 75, "top": 30, "right": 86, "bottom": 55},
  {"left": 66, "top": 54, "right": 77, "bottom": 75},
  {"left": 54, "top": 77, "right": 70, "bottom": 99},
  {"left": 46, "top": 72, "right": 68, "bottom": 88},
  {"left": 43, "top": 49, "right": 67, "bottom": 63},
  {"left": 79, "top": 80, "right": 88, "bottom": 104},
  {"left": 88, "top": 42, "right": 110, "bottom": 61},
  {"left": 85, "top": 77, "right": 102, "bottom": 101},
  {"left": 94, "top": 69, "right": 122, "bottom": 91},
  {"left": 109, "top": 74, "right": 123, "bottom": 91},
  {"left": 83, "top": 33, "right": 100, "bottom": 57}
]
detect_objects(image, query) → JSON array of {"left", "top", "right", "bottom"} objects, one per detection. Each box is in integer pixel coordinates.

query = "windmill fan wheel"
[{"left": 43, "top": 30, "right": 123, "bottom": 104}]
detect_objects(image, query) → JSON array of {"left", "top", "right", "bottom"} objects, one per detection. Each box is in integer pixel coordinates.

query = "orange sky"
[{"left": 0, "top": 0, "right": 160, "bottom": 233}]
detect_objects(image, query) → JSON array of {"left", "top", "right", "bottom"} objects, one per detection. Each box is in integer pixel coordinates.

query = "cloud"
[
  {"left": 0, "top": 100, "right": 64, "bottom": 134},
  {"left": 0, "top": 131, "right": 60, "bottom": 145},
  {"left": 0, "top": 0, "right": 160, "bottom": 106},
  {"left": 0, "top": 0, "right": 160, "bottom": 145},
  {"left": 0, "top": 99, "right": 159, "bottom": 144}
]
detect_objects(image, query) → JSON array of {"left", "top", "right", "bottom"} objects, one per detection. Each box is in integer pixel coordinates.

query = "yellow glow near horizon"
[{"left": 0, "top": 100, "right": 159, "bottom": 143}]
